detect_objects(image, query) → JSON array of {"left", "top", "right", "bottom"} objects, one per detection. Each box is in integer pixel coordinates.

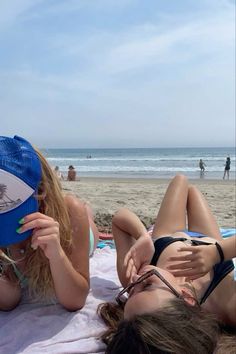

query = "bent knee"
[
  {"left": 173, "top": 174, "right": 188, "bottom": 184},
  {"left": 188, "top": 184, "right": 199, "bottom": 194}
]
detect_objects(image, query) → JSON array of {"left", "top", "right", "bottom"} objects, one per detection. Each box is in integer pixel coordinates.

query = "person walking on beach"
[
  {"left": 67, "top": 165, "right": 77, "bottom": 181},
  {"left": 223, "top": 156, "right": 231, "bottom": 180},
  {"left": 98, "top": 175, "right": 236, "bottom": 354},
  {"left": 0, "top": 135, "right": 98, "bottom": 312}
]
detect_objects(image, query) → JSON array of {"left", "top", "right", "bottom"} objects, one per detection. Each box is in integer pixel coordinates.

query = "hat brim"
[{"left": 0, "top": 195, "right": 38, "bottom": 247}]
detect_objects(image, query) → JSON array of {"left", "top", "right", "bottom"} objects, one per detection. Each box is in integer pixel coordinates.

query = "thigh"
[
  {"left": 187, "top": 185, "right": 222, "bottom": 240},
  {"left": 152, "top": 175, "right": 188, "bottom": 238}
]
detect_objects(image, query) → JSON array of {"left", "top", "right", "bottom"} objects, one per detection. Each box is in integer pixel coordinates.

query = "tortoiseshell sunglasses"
[{"left": 116, "top": 269, "right": 182, "bottom": 305}]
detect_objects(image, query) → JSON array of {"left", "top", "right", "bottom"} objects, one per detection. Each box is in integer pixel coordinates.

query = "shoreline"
[
  {"left": 66, "top": 176, "right": 235, "bottom": 183},
  {"left": 61, "top": 177, "right": 236, "bottom": 232},
  {"left": 60, "top": 173, "right": 236, "bottom": 181}
]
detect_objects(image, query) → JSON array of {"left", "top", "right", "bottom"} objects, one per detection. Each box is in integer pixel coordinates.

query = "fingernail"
[
  {"left": 18, "top": 218, "right": 24, "bottom": 224},
  {"left": 16, "top": 227, "right": 22, "bottom": 234},
  {"left": 31, "top": 244, "right": 37, "bottom": 250}
]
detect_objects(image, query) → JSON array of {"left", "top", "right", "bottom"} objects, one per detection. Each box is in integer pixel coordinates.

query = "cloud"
[
  {"left": 35, "top": 2, "right": 234, "bottom": 79},
  {"left": 0, "top": 0, "right": 44, "bottom": 30},
  {"left": 19, "top": 0, "right": 135, "bottom": 20},
  {"left": 103, "top": 11, "right": 234, "bottom": 74}
]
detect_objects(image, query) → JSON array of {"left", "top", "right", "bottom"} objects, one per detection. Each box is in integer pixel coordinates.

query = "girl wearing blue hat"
[{"left": 0, "top": 136, "right": 98, "bottom": 311}]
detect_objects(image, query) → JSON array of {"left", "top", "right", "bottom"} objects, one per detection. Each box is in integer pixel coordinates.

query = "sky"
[{"left": 0, "top": 0, "right": 235, "bottom": 148}]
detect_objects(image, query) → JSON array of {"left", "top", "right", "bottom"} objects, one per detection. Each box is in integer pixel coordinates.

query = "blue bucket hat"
[{"left": 0, "top": 135, "right": 42, "bottom": 247}]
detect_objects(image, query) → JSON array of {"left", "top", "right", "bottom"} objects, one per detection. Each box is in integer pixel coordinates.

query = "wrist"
[{"left": 48, "top": 245, "right": 66, "bottom": 263}]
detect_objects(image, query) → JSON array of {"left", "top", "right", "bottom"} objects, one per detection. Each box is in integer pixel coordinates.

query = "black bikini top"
[{"left": 150, "top": 237, "right": 234, "bottom": 304}]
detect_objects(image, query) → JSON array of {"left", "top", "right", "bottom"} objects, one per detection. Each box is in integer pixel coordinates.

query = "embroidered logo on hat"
[{"left": 0, "top": 169, "right": 35, "bottom": 213}]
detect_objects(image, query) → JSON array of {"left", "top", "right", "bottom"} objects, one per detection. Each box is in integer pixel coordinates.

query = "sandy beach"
[{"left": 61, "top": 177, "right": 236, "bottom": 232}]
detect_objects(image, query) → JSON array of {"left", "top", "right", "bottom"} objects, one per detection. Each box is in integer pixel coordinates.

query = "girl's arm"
[
  {"left": 113, "top": 208, "right": 154, "bottom": 284},
  {"left": 49, "top": 195, "right": 90, "bottom": 311},
  {"left": 18, "top": 196, "right": 90, "bottom": 311},
  {"left": 0, "top": 275, "right": 21, "bottom": 311}
]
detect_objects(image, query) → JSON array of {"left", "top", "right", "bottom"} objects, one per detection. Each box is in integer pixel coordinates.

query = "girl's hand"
[
  {"left": 124, "top": 235, "right": 154, "bottom": 280},
  {"left": 167, "top": 244, "right": 219, "bottom": 280},
  {"left": 18, "top": 212, "right": 62, "bottom": 260}
]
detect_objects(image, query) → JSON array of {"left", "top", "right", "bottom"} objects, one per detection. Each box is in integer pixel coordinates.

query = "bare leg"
[
  {"left": 112, "top": 208, "right": 148, "bottom": 287},
  {"left": 152, "top": 175, "right": 189, "bottom": 237},
  {"left": 187, "top": 185, "right": 222, "bottom": 240}
]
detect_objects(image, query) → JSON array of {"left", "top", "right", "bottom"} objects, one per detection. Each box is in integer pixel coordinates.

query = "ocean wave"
[
  {"left": 53, "top": 165, "right": 236, "bottom": 173},
  {"left": 46, "top": 156, "right": 235, "bottom": 162}
]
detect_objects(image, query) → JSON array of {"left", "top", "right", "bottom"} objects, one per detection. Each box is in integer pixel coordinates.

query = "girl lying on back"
[{"left": 99, "top": 175, "right": 236, "bottom": 353}]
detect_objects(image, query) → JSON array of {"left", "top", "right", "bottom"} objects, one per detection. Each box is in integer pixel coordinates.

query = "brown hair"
[
  {"left": 1, "top": 148, "right": 72, "bottom": 299},
  {"left": 98, "top": 298, "right": 220, "bottom": 354},
  {"left": 215, "top": 333, "right": 236, "bottom": 354}
]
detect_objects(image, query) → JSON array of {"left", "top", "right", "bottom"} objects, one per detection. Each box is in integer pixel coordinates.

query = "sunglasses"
[{"left": 116, "top": 269, "right": 182, "bottom": 305}]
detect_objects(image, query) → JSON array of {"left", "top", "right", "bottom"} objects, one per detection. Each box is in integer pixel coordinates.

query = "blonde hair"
[{"left": 1, "top": 148, "right": 72, "bottom": 299}]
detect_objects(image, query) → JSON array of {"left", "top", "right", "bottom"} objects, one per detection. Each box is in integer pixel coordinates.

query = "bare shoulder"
[{"left": 64, "top": 194, "right": 86, "bottom": 214}]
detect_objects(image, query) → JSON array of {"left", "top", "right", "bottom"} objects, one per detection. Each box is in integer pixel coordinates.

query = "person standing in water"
[
  {"left": 223, "top": 157, "right": 231, "bottom": 180},
  {"left": 199, "top": 159, "right": 206, "bottom": 178},
  {"left": 199, "top": 159, "right": 206, "bottom": 172}
]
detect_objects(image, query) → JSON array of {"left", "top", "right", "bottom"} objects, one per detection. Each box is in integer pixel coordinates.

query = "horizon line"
[{"left": 40, "top": 146, "right": 235, "bottom": 150}]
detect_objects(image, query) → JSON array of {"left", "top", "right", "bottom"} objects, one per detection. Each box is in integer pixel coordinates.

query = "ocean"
[{"left": 42, "top": 147, "right": 236, "bottom": 180}]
